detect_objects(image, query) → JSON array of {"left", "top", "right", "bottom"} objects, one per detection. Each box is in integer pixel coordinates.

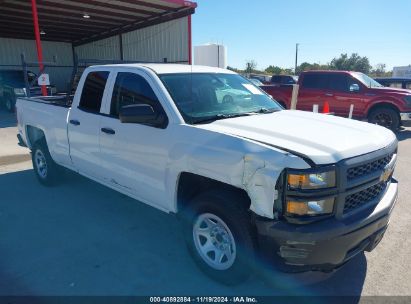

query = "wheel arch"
[
  {"left": 366, "top": 101, "right": 400, "bottom": 118},
  {"left": 176, "top": 172, "right": 251, "bottom": 215},
  {"left": 26, "top": 125, "right": 46, "bottom": 150}
]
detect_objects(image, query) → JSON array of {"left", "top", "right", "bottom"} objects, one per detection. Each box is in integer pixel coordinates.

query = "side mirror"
[
  {"left": 349, "top": 83, "right": 360, "bottom": 92},
  {"left": 119, "top": 104, "right": 166, "bottom": 128}
]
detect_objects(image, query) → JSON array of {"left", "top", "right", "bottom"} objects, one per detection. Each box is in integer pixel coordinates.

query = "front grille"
[
  {"left": 347, "top": 153, "right": 393, "bottom": 181},
  {"left": 344, "top": 182, "right": 386, "bottom": 214}
]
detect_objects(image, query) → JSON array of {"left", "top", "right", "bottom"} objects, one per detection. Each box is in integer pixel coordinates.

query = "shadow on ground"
[
  {"left": 397, "top": 127, "right": 411, "bottom": 141},
  {"left": 0, "top": 169, "right": 366, "bottom": 298}
]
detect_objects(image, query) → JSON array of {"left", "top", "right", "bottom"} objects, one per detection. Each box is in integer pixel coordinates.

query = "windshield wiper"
[
  {"left": 191, "top": 113, "right": 254, "bottom": 124},
  {"left": 251, "top": 107, "right": 280, "bottom": 114},
  {"left": 191, "top": 108, "right": 280, "bottom": 124}
]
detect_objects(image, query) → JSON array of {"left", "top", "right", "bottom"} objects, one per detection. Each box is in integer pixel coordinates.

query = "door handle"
[
  {"left": 324, "top": 93, "right": 334, "bottom": 97},
  {"left": 69, "top": 119, "right": 80, "bottom": 126},
  {"left": 101, "top": 127, "right": 115, "bottom": 135}
]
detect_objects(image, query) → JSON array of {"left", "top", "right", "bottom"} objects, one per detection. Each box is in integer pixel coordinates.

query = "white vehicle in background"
[
  {"left": 16, "top": 64, "right": 398, "bottom": 284},
  {"left": 216, "top": 83, "right": 252, "bottom": 103}
]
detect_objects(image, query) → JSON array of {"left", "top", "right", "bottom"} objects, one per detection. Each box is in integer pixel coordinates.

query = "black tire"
[
  {"left": 368, "top": 107, "right": 400, "bottom": 131},
  {"left": 180, "top": 190, "right": 256, "bottom": 285},
  {"left": 31, "top": 138, "right": 60, "bottom": 186},
  {"left": 5, "top": 95, "right": 15, "bottom": 113}
]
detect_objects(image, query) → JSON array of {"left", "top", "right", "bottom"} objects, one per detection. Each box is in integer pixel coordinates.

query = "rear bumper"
[
  {"left": 255, "top": 180, "right": 398, "bottom": 272},
  {"left": 400, "top": 112, "right": 411, "bottom": 121}
]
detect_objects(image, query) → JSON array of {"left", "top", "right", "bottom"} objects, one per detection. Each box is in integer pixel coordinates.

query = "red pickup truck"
[{"left": 261, "top": 70, "right": 411, "bottom": 130}]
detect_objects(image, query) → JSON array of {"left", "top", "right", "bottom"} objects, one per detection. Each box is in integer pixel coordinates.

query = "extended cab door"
[
  {"left": 67, "top": 70, "right": 110, "bottom": 178},
  {"left": 98, "top": 70, "right": 170, "bottom": 209},
  {"left": 326, "top": 73, "right": 364, "bottom": 117},
  {"left": 296, "top": 73, "right": 326, "bottom": 111}
]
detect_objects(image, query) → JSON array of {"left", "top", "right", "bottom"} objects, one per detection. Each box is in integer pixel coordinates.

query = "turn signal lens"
[
  {"left": 286, "top": 198, "right": 335, "bottom": 216},
  {"left": 286, "top": 201, "right": 308, "bottom": 215}
]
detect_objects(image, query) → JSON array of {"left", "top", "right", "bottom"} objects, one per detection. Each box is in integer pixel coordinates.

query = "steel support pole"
[
  {"left": 188, "top": 14, "right": 192, "bottom": 64},
  {"left": 31, "top": 0, "right": 47, "bottom": 96}
]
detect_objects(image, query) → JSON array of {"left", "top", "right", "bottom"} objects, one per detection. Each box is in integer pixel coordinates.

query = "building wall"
[
  {"left": 393, "top": 66, "right": 411, "bottom": 78},
  {"left": 194, "top": 44, "right": 227, "bottom": 68},
  {"left": 74, "top": 17, "right": 189, "bottom": 63},
  {"left": 122, "top": 16, "right": 188, "bottom": 63},
  {"left": 0, "top": 17, "right": 189, "bottom": 92},
  {"left": 75, "top": 36, "right": 121, "bottom": 61},
  {"left": 0, "top": 37, "right": 73, "bottom": 92}
]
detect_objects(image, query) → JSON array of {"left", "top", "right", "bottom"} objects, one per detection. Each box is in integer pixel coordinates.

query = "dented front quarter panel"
[
  {"left": 167, "top": 125, "right": 310, "bottom": 219},
  {"left": 241, "top": 150, "right": 309, "bottom": 218}
]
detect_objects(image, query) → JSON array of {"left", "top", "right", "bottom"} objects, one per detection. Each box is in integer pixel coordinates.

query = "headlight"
[
  {"left": 287, "top": 169, "right": 336, "bottom": 190},
  {"left": 286, "top": 198, "right": 335, "bottom": 216},
  {"left": 404, "top": 95, "right": 411, "bottom": 106},
  {"left": 13, "top": 88, "right": 26, "bottom": 95}
]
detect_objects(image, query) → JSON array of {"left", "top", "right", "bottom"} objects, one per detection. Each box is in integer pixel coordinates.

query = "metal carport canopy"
[{"left": 0, "top": 0, "right": 197, "bottom": 46}]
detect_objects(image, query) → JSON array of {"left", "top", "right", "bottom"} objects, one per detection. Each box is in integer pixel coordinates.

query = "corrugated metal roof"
[{"left": 0, "top": 0, "right": 196, "bottom": 45}]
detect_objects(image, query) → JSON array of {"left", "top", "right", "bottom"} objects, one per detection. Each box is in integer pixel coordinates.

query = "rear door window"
[
  {"left": 281, "top": 76, "right": 296, "bottom": 84},
  {"left": 271, "top": 76, "right": 282, "bottom": 83},
  {"left": 405, "top": 82, "right": 411, "bottom": 90},
  {"left": 79, "top": 71, "right": 109, "bottom": 113},
  {"left": 301, "top": 74, "right": 328, "bottom": 89},
  {"left": 327, "top": 74, "right": 349, "bottom": 92}
]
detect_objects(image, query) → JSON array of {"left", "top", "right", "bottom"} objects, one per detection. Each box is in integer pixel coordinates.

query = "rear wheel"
[
  {"left": 368, "top": 107, "right": 400, "bottom": 131},
  {"left": 5, "top": 96, "right": 14, "bottom": 112},
  {"left": 180, "top": 190, "right": 256, "bottom": 285},
  {"left": 31, "top": 139, "right": 60, "bottom": 186}
]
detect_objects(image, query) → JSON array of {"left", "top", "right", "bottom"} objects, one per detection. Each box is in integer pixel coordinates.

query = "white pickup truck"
[{"left": 16, "top": 64, "right": 398, "bottom": 284}]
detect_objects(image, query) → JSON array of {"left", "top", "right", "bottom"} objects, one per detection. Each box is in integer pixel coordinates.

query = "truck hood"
[
  {"left": 370, "top": 86, "right": 411, "bottom": 95},
  {"left": 198, "top": 110, "right": 397, "bottom": 165}
]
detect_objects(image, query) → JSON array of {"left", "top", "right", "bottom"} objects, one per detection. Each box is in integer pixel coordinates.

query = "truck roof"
[
  {"left": 89, "top": 63, "right": 236, "bottom": 75},
  {"left": 301, "top": 70, "right": 357, "bottom": 74}
]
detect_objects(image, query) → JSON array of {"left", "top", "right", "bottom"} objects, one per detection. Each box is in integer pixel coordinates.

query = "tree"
[
  {"left": 295, "top": 62, "right": 330, "bottom": 74},
  {"left": 296, "top": 62, "right": 314, "bottom": 74},
  {"left": 245, "top": 60, "right": 257, "bottom": 74},
  {"left": 265, "top": 65, "right": 283, "bottom": 75},
  {"left": 227, "top": 66, "right": 243, "bottom": 73},
  {"left": 282, "top": 68, "right": 294, "bottom": 75},
  {"left": 371, "top": 63, "right": 387, "bottom": 77},
  {"left": 330, "top": 53, "right": 372, "bottom": 74}
]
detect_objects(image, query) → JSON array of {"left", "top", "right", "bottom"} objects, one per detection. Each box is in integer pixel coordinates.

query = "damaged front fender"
[{"left": 242, "top": 153, "right": 309, "bottom": 219}]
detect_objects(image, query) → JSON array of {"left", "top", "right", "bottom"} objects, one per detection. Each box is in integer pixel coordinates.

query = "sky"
[{"left": 192, "top": 0, "right": 411, "bottom": 71}]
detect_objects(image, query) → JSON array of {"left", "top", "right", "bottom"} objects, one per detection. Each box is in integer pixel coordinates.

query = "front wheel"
[
  {"left": 368, "top": 107, "right": 400, "bottom": 131},
  {"left": 181, "top": 191, "right": 256, "bottom": 285}
]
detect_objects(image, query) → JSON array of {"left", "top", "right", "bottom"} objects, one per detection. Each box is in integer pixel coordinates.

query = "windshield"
[
  {"left": 160, "top": 73, "right": 282, "bottom": 124},
  {"left": 352, "top": 72, "right": 383, "bottom": 88},
  {"left": 249, "top": 78, "right": 263, "bottom": 86}
]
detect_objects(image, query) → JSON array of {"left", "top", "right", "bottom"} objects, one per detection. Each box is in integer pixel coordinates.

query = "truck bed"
[
  {"left": 17, "top": 95, "right": 72, "bottom": 107},
  {"left": 16, "top": 96, "right": 73, "bottom": 168}
]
